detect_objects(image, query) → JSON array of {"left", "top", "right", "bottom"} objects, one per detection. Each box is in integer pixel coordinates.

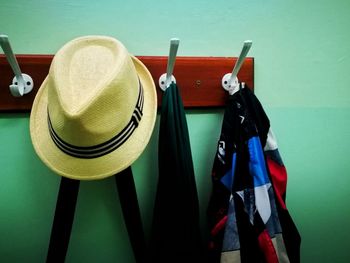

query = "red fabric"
[
  {"left": 258, "top": 229, "right": 279, "bottom": 263},
  {"left": 266, "top": 157, "right": 287, "bottom": 209},
  {"left": 211, "top": 215, "right": 228, "bottom": 236}
]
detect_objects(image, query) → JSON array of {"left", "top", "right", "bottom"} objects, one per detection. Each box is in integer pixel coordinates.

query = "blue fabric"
[
  {"left": 222, "top": 196, "right": 241, "bottom": 252},
  {"left": 248, "top": 136, "right": 270, "bottom": 187},
  {"left": 220, "top": 153, "right": 237, "bottom": 190}
]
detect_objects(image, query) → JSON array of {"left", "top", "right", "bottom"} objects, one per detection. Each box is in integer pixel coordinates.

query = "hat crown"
[{"left": 48, "top": 36, "right": 139, "bottom": 147}]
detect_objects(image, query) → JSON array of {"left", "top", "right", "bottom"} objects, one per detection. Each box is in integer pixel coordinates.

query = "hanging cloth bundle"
[
  {"left": 150, "top": 83, "right": 203, "bottom": 262},
  {"left": 46, "top": 177, "right": 80, "bottom": 262},
  {"left": 46, "top": 168, "right": 147, "bottom": 263},
  {"left": 207, "top": 87, "right": 301, "bottom": 263}
]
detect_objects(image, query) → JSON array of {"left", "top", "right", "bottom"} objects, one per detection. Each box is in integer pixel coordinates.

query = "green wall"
[{"left": 1, "top": 0, "right": 350, "bottom": 262}]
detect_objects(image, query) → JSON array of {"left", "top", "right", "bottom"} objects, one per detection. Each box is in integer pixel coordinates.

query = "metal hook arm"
[
  {"left": 229, "top": 40, "right": 252, "bottom": 85},
  {"left": 165, "top": 38, "right": 180, "bottom": 87},
  {"left": 0, "top": 35, "right": 25, "bottom": 96},
  {"left": 159, "top": 38, "right": 180, "bottom": 91},
  {"left": 222, "top": 40, "right": 252, "bottom": 95},
  {"left": 0, "top": 34, "right": 33, "bottom": 97}
]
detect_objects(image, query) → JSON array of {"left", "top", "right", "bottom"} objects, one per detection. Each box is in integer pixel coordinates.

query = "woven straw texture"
[{"left": 30, "top": 36, "right": 157, "bottom": 180}]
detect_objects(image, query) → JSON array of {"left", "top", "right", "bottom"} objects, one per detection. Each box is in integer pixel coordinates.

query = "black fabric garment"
[
  {"left": 277, "top": 207, "right": 301, "bottom": 263},
  {"left": 234, "top": 194, "right": 263, "bottom": 263},
  {"left": 241, "top": 88, "right": 301, "bottom": 262},
  {"left": 115, "top": 167, "right": 147, "bottom": 263},
  {"left": 207, "top": 87, "right": 270, "bottom": 262},
  {"left": 47, "top": 177, "right": 80, "bottom": 263},
  {"left": 207, "top": 87, "right": 300, "bottom": 262},
  {"left": 150, "top": 83, "right": 203, "bottom": 262},
  {"left": 47, "top": 167, "right": 146, "bottom": 263}
]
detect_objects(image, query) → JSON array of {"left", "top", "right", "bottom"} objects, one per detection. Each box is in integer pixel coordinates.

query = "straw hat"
[{"left": 30, "top": 36, "right": 157, "bottom": 180}]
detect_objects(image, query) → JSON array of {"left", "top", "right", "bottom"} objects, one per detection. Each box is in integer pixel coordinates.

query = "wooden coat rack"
[{"left": 0, "top": 55, "right": 254, "bottom": 112}]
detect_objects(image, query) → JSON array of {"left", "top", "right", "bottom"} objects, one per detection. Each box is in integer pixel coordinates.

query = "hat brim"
[{"left": 30, "top": 56, "right": 157, "bottom": 180}]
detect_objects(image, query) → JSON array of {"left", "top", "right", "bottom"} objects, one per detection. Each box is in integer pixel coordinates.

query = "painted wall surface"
[{"left": 1, "top": 0, "right": 350, "bottom": 262}]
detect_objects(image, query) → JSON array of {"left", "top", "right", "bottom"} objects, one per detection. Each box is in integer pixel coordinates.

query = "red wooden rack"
[{"left": 0, "top": 55, "right": 254, "bottom": 112}]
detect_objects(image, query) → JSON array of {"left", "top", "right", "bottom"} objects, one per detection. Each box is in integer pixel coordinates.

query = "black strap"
[
  {"left": 115, "top": 167, "right": 147, "bottom": 263},
  {"left": 47, "top": 167, "right": 146, "bottom": 262},
  {"left": 46, "top": 177, "right": 80, "bottom": 263}
]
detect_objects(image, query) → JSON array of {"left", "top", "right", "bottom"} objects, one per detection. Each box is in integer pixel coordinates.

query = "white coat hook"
[
  {"left": 222, "top": 40, "right": 252, "bottom": 95},
  {"left": 0, "top": 34, "right": 33, "bottom": 97},
  {"left": 159, "top": 38, "right": 180, "bottom": 91}
]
